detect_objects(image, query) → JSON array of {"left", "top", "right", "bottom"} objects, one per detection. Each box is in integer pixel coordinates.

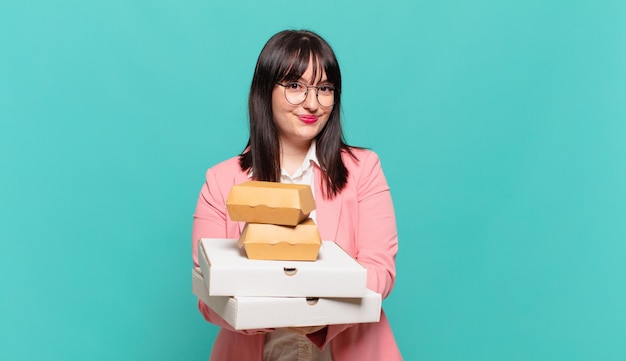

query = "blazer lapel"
[{"left": 314, "top": 166, "right": 343, "bottom": 242}]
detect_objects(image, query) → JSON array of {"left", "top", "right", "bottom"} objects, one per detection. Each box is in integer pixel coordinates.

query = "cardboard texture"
[
  {"left": 226, "top": 181, "right": 315, "bottom": 226},
  {"left": 239, "top": 219, "right": 322, "bottom": 261},
  {"left": 192, "top": 267, "right": 382, "bottom": 330},
  {"left": 197, "top": 238, "right": 367, "bottom": 297}
]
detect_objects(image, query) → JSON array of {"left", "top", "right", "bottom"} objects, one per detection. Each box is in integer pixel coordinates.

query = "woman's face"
[{"left": 271, "top": 61, "right": 333, "bottom": 150}]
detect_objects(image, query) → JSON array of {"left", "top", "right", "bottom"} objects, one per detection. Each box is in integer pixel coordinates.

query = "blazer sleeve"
[
  {"left": 352, "top": 150, "right": 398, "bottom": 298},
  {"left": 192, "top": 165, "right": 274, "bottom": 335}
]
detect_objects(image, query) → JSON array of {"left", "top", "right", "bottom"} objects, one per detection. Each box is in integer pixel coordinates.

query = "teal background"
[{"left": 1, "top": 0, "right": 625, "bottom": 360}]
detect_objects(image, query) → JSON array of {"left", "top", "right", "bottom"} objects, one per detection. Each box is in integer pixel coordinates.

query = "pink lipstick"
[{"left": 299, "top": 115, "right": 318, "bottom": 124}]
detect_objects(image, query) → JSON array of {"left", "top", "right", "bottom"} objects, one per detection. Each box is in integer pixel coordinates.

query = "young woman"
[{"left": 192, "top": 29, "right": 402, "bottom": 361}]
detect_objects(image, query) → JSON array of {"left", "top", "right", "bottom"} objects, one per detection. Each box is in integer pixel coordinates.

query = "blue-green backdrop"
[{"left": 2, "top": 0, "right": 625, "bottom": 360}]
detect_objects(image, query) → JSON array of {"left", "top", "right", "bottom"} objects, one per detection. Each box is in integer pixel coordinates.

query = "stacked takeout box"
[{"left": 192, "top": 181, "right": 382, "bottom": 330}]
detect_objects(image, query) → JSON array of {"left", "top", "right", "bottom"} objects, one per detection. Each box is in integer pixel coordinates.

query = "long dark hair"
[{"left": 239, "top": 29, "right": 355, "bottom": 199}]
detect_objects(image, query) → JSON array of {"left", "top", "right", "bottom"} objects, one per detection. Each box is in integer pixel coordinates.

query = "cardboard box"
[
  {"left": 192, "top": 267, "right": 382, "bottom": 330},
  {"left": 197, "top": 238, "right": 367, "bottom": 297},
  {"left": 239, "top": 219, "right": 321, "bottom": 261},
  {"left": 226, "top": 181, "right": 315, "bottom": 226}
]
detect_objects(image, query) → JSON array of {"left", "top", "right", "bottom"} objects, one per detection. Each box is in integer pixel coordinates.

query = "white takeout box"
[
  {"left": 192, "top": 267, "right": 382, "bottom": 330},
  {"left": 197, "top": 238, "right": 367, "bottom": 297}
]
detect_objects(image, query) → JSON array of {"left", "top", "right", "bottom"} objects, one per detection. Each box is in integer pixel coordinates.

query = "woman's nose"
[{"left": 302, "top": 89, "right": 319, "bottom": 111}]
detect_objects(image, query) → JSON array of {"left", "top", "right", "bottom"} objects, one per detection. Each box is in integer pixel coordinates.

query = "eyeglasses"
[{"left": 276, "top": 81, "right": 337, "bottom": 107}]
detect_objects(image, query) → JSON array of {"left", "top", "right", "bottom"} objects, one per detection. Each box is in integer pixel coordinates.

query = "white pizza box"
[
  {"left": 197, "top": 238, "right": 367, "bottom": 297},
  {"left": 192, "top": 267, "right": 381, "bottom": 330}
]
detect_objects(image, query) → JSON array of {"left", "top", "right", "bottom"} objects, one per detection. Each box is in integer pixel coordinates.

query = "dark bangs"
[{"left": 271, "top": 34, "right": 341, "bottom": 90}]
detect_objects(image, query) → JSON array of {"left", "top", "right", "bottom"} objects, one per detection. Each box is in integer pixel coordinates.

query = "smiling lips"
[{"left": 298, "top": 115, "right": 318, "bottom": 124}]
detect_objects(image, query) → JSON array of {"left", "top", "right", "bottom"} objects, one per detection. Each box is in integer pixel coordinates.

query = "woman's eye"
[
  {"left": 318, "top": 85, "right": 334, "bottom": 93},
  {"left": 287, "top": 82, "right": 303, "bottom": 90}
]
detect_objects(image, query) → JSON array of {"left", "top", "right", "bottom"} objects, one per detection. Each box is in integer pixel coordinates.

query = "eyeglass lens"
[{"left": 283, "top": 82, "right": 335, "bottom": 107}]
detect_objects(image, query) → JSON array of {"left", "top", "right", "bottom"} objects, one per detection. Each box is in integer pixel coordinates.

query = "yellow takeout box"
[
  {"left": 226, "top": 181, "right": 315, "bottom": 226},
  {"left": 239, "top": 219, "right": 322, "bottom": 261}
]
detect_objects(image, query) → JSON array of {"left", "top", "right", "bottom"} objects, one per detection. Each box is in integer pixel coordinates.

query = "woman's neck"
[{"left": 280, "top": 140, "right": 311, "bottom": 176}]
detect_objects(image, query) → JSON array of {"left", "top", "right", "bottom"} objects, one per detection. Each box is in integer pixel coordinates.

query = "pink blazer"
[{"left": 192, "top": 148, "right": 403, "bottom": 361}]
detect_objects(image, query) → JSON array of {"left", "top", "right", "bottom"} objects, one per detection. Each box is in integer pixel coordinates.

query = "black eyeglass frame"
[{"left": 276, "top": 81, "right": 339, "bottom": 107}]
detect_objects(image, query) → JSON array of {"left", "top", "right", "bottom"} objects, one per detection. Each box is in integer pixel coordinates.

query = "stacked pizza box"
[{"left": 193, "top": 181, "right": 381, "bottom": 330}]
